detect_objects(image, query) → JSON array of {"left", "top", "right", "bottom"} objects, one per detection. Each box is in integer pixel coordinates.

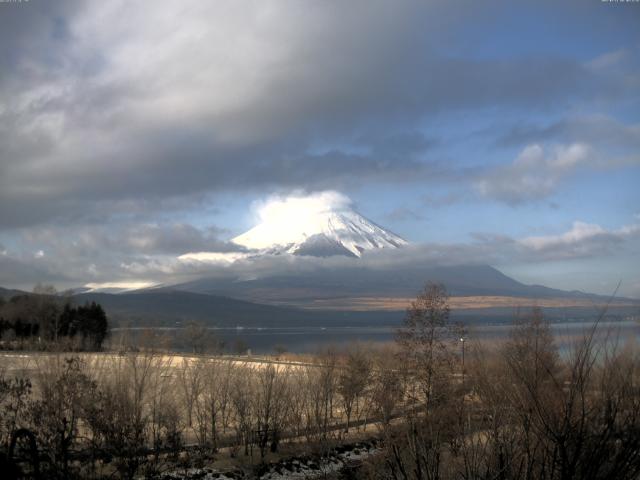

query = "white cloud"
[
  {"left": 4, "top": 214, "right": 638, "bottom": 297},
  {"left": 586, "top": 49, "right": 628, "bottom": 71},
  {"left": 232, "top": 191, "right": 354, "bottom": 251},
  {"left": 84, "top": 281, "right": 158, "bottom": 292},
  {"left": 474, "top": 143, "right": 592, "bottom": 204},
  {"left": 256, "top": 191, "right": 352, "bottom": 223},
  {"left": 178, "top": 252, "right": 247, "bottom": 264},
  {"left": 518, "top": 220, "right": 640, "bottom": 259},
  {"left": 520, "top": 221, "right": 606, "bottom": 250}
]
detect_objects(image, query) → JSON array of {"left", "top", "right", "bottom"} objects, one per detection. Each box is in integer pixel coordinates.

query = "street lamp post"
[{"left": 460, "top": 337, "right": 465, "bottom": 387}]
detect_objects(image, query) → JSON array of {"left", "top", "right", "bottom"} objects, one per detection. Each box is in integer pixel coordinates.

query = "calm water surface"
[{"left": 119, "top": 320, "right": 640, "bottom": 354}]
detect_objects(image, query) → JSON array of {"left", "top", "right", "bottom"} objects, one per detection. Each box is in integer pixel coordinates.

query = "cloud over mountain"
[
  {"left": 0, "top": 1, "right": 638, "bottom": 296},
  {"left": 1, "top": 1, "right": 637, "bottom": 230},
  {"left": 0, "top": 187, "right": 638, "bottom": 298},
  {"left": 230, "top": 191, "right": 407, "bottom": 257}
]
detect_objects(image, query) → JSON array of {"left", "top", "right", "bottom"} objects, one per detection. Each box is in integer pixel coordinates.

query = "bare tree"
[
  {"left": 177, "top": 358, "right": 204, "bottom": 431},
  {"left": 252, "top": 364, "right": 291, "bottom": 457},
  {"left": 195, "top": 358, "right": 233, "bottom": 452},
  {"left": 29, "top": 355, "right": 96, "bottom": 478},
  {"left": 229, "top": 364, "right": 253, "bottom": 456},
  {"left": 304, "top": 350, "right": 338, "bottom": 443},
  {"left": 397, "top": 282, "right": 455, "bottom": 413},
  {"left": 370, "top": 352, "right": 404, "bottom": 427},
  {"left": 286, "top": 367, "right": 309, "bottom": 439},
  {"left": 455, "top": 307, "right": 640, "bottom": 480},
  {"left": 338, "top": 344, "right": 372, "bottom": 432},
  {"left": 83, "top": 351, "right": 161, "bottom": 479},
  {"left": 145, "top": 354, "right": 181, "bottom": 473},
  {"left": 181, "top": 321, "right": 215, "bottom": 354},
  {"left": 0, "top": 370, "right": 31, "bottom": 453}
]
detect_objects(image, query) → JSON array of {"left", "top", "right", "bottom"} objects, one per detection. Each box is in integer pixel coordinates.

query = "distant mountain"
[
  {"left": 179, "top": 200, "right": 632, "bottom": 307},
  {"left": 73, "top": 284, "right": 640, "bottom": 328},
  {"left": 72, "top": 290, "right": 324, "bottom": 328},
  {"left": 71, "top": 289, "right": 413, "bottom": 328},
  {"left": 172, "top": 264, "right": 603, "bottom": 304},
  {"left": 232, "top": 204, "right": 407, "bottom": 257},
  {"left": 0, "top": 286, "right": 25, "bottom": 300},
  {"left": 1, "top": 282, "right": 637, "bottom": 329},
  {"left": 0, "top": 286, "right": 386, "bottom": 327}
]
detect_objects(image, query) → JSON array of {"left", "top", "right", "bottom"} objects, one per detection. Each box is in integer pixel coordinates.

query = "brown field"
[{"left": 295, "top": 295, "right": 640, "bottom": 311}]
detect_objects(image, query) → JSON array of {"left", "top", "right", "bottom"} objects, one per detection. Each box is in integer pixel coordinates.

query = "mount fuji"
[{"left": 231, "top": 194, "right": 407, "bottom": 258}]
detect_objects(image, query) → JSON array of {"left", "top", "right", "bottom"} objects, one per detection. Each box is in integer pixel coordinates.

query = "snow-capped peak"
[{"left": 231, "top": 191, "right": 407, "bottom": 257}]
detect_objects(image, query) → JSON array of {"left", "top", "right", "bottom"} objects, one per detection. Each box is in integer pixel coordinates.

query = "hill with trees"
[{"left": 0, "top": 286, "right": 108, "bottom": 350}]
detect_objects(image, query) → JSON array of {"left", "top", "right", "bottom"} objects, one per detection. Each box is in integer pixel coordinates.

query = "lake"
[{"left": 112, "top": 320, "right": 640, "bottom": 355}]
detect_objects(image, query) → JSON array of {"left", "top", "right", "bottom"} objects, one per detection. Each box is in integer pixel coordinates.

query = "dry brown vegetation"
[
  {"left": 0, "top": 341, "right": 407, "bottom": 479},
  {"left": 0, "top": 283, "right": 638, "bottom": 480},
  {"left": 358, "top": 284, "right": 640, "bottom": 480},
  {"left": 289, "top": 295, "right": 640, "bottom": 311}
]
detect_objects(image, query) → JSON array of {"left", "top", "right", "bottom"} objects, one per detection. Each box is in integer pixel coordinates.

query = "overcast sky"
[{"left": 0, "top": 0, "right": 639, "bottom": 297}]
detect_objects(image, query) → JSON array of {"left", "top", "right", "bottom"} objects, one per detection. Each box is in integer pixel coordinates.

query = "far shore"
[{"left": 291, "top": 295, "right": 640, "bottom": 311}]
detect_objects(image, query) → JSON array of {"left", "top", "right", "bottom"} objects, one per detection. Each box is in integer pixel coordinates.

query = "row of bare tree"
[
  {"left": 1, "top": 282, "right": 637, "bottom": 480},
  {"left": 362, "top": 283, "right": 640, "bottom": 480},
  {"left": 0, "top": 341, "right": 414, "bottom": 479}
]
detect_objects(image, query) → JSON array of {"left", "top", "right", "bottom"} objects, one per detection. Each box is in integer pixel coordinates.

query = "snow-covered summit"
[{"left": 232, "top": 191, "right": 407, "bottom": 257}]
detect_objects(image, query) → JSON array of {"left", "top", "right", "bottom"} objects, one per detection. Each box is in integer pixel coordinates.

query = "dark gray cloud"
[
  {"left": 384, "top": 207, "right": 426, "bottom": 223},
  {"left": 0, "top": 252, "right": 75, "bottom": 288},
  {"left": 20, "top": 223, "right": 242, "bottom": 256},
  {"left": 0, "top": 0, "right": 633, "bottom": 230},
  {"left": 1, "top": 0, "right": 639, "bottom": 294},
  {"left": 0, "top": 220, "right": 246, "bottom": 289},
  {"left": 0, "top": 1, "right": 83, "bottom": 77}
]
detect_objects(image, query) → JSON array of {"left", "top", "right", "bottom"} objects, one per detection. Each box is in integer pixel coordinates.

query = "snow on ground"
[{"left": 156, "top": 441, "right": 380, "bottom": 480}]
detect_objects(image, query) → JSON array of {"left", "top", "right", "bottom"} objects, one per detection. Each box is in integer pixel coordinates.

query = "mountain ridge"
[
  {"left": 171, "top": 264, "right": 613, "bottom": 303},
  {"left": 1, "top": 281, "right": 637, "bottom": 329}
]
